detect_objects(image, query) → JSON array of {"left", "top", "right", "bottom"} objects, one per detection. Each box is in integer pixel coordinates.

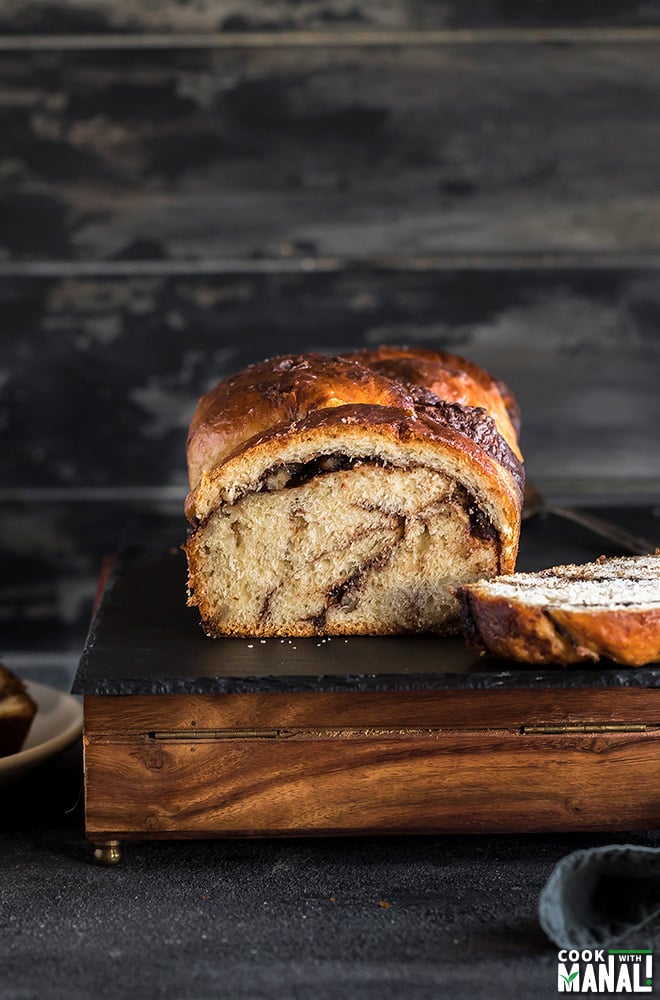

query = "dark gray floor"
[
  {"left": 3, "top": 726, "right": 660, "bottom": 1000},
  {"left": 6, "top": 506, "right": 660, "bottom": 999}
]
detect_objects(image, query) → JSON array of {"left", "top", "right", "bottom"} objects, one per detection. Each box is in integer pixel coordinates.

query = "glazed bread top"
[
  {"left": 186, "top": 346, "right": 523, "bottom": 504},
  {"left": 341, "top": 347, "right": 521, "bottom": 452}
]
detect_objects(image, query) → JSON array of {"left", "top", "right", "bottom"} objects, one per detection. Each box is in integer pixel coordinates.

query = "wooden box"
[{"left": 73, "top": 523, "right": 660, "bottom": 864}]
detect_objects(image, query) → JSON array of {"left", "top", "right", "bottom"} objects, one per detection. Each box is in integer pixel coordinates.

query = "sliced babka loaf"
[{"left": 184, "top": 347, "right": 524, "bottom": 637}]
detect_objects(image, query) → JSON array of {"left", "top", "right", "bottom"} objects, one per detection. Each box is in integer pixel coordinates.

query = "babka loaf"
[
  {"left": 0, "top": 663, "right": 37, "bottom": 757},
  {"left": 184, "top": 347, "right": 524, "bottom": 637},
  {"left": 456, "top": 553, "right": 660, "bottom": 665}
]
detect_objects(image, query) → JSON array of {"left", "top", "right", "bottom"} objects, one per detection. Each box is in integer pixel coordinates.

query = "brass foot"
[{"left": 92, "top": 840, "right": 122, "bottom": 866}]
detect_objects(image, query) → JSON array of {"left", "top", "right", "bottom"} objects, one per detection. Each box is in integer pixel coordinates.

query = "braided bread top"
[{"left": 186, "top": 346, "right": 522, "bottom": 496}]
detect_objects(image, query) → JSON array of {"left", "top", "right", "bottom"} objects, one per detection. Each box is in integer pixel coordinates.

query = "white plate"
[{"left": 0, "top": 681, "right": 83, "bottom": 783}]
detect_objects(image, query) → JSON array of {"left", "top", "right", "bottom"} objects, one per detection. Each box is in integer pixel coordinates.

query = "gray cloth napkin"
[{"left": 539, "top": 844, "right": 660, "bottom": 949}]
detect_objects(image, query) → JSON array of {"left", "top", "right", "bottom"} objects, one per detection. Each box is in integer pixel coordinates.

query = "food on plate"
[
  {"left": 456, "top": 553, "right": 660, "bottom": 665},
  {"left": 184, "top": 346, "right": 523, "bottom": 637},
  {"left": 0, "top": 663, "right": 37, "bottom": 757}
]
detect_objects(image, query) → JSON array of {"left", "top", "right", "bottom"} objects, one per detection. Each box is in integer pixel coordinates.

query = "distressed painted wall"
[
  {"left": 1, "top": 3, "right": 660, "bottom": 650},
  {"left": 3, "top": 45, "right": 660, "bottom": 261},
  {"left": 2, "top": 269, "right": 660, "bottom": 491}
]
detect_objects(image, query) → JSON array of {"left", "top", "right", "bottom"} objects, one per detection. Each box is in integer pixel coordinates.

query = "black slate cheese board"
[{"left": 74, "top": 509, "right": 660, "bottom": 697}]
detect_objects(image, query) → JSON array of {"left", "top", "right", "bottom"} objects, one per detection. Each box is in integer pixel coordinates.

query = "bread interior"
[{"left": 188, "top": 456, "right": 502, "bottom": 636}]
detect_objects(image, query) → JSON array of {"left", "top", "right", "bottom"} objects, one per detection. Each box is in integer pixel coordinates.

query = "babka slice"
[{"left": 456, "top": 553, "right": 660, "bottom": 665}]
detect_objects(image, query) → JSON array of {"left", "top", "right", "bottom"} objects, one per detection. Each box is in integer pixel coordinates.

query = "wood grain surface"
[
  {"left": 84, "top": 727, "right": 660, "bottom": 837},
  {"left": 83, "top": 689, "right": 660, "bottom": 838},
  {"left": 84, "top": 689, "right": 660, "bottom": 732}
]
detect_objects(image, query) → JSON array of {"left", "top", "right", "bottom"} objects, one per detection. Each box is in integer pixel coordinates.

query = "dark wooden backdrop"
[{"left": 2, "top": 1, "right": 660, "bottom": 654}]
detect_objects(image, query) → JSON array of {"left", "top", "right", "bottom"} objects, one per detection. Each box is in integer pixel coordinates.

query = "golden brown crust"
[
  {"left": 185, "top": 402, "right": 523, "bottom": 533},
  {"left": 341, "top": 346, "right": 522, "bottom": 458},
  {"left": 456, "top": 588, "right": 660, "bottom": 666},
  {"left": 186, "top": 348, "right": 523, "bottom": 494},
  {"left": 550, "top": 607, "right": 660, "bottom": 666},
  {"left": 187, "top": 353, "right": 412, "bottom": 492}
]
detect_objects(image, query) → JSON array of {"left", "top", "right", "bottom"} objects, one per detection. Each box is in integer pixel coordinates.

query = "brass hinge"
[
  {"left": 151, "top": 728, "right": 281, "bottom": 740},
  {"left": 150, "top": 723, "right": 658, "bottom": 740},
  {"left": 522, "top": 723, "right": 653, "bottom": 735}
]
